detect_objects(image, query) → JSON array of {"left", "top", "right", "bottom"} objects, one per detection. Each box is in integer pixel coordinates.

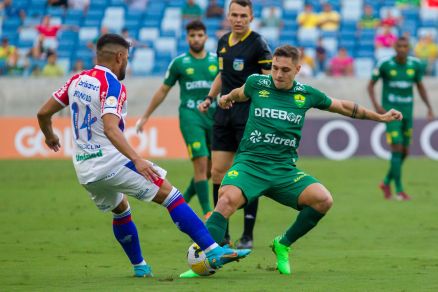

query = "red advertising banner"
[{"left": 0, "top": 117, "right": 188, "bottom": 159}]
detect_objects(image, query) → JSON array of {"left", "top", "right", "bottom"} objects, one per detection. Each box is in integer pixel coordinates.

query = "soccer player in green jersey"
[
  {"left": 368, "top": 36, "right": 435, "bottom": 200},
  {"left": 205, "top": 45, "right": 403, "bottom": 275},
  {"left": 136, "top": 20, "right": 218, "bottom": 218}
]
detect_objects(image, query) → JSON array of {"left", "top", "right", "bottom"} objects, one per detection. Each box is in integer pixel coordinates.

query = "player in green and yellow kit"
[
  {"left": 136, "top": 20, "right": 218, "bottom": 217},
  {"left": 368, "top": 36, "right": 435, "bottom": 200},
  {"left": 205, "top": 45, "right": 403, "bottom": 275}
]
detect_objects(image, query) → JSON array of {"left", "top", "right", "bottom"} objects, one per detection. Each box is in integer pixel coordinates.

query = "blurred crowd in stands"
[{"left": 0, "top": 0, "right": 437, "bottom": 78}]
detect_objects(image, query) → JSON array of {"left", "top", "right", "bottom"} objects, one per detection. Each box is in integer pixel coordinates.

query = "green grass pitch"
[{"left": 1, "top": 158, "right": 437, "bottom": 291}]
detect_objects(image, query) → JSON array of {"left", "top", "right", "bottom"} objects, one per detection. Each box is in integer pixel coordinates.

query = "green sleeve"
[
  {"left": 415, "top": 60, "right": 424, "bottom": 82},
  {"left": 371, "top": 62, "right": 383, "bottom": 81},
  {"left": 163, "top": 59, "right": 179, "bottom": 87},
  {"left": 243, "top": 74, "right": 258, "bottom": 100},
  {"left": 310, "top": 87, "right": 332, "bottom": 110}
]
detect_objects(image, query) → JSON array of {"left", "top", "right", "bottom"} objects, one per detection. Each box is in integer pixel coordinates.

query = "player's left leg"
[
  {"left": 267, "top": 171, "right": 332, "bottom": 275},
  {"left": 192, "top": 156, "right": 212, "bottom": 217},
  {"left": 396, "top": 122, "right": 413, "bottom": 200}
]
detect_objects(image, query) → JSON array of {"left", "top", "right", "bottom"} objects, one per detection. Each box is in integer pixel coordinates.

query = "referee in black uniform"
[{"left": 198, "top": 0, "right": 272, "bottom": 249}]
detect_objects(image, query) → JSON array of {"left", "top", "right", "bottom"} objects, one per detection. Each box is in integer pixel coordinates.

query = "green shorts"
[
  {"left": 179, "top": 111, "right": 213, "bottom": 159},
  {"left": 385, "top": 116, "right": 413, "bottom": 146},
  {"left": 221, "top": 160, "right": 319, "bottom": 210}
]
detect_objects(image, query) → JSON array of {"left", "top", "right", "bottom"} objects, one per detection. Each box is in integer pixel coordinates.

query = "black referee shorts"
[{"left": 212, "top": 102, "right": 250, "bottom": 152}]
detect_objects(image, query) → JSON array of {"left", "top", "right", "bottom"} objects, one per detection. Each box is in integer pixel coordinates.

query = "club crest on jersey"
[
  {"left": 186, "top": 68, "right": 195, "bottom": 75},
  {"left": 390, "top": 70, "right": 397, "bottom": 76},
  {"left": 105, "top": 96, "right": 118, "bottom": 107},
  {"left": 227, "top": 170, "right": 239, "bottom": 178},
  {"left": 258, "top": 90, "right": 270, "bottom": 98},
  {"left": 208, "top": 64, "right": 218, "bottom": 75},
  {"left": 406, "top": 69, "right": 415, "bottom": 76},
  {"left": 293, "top": 94, "right": 306, "bottom": 108},
  {"left": 233, "top": 59, "right": 244, "bottom": 71}
]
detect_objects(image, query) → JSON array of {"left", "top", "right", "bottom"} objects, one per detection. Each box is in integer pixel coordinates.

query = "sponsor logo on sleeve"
[{"left": 105, "top": 96, "right": 118, "bottom": 108}]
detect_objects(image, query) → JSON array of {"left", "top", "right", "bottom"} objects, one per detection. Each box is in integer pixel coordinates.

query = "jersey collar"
[
  {"left": 228, "top": 29, "right": 252, "bottom": 47},
  {"left": 94, "top": 65, "right": 118, "bottom": 79}
]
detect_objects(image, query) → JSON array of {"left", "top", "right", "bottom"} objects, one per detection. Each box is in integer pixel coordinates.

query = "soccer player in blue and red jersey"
[{"left": 36, "top": 34, "right": 250, "bottom": 277}]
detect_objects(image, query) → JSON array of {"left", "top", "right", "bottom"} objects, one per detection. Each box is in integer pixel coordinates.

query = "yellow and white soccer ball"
[{"left": 187, "top": 243, "right": 216, "bottom": 276}]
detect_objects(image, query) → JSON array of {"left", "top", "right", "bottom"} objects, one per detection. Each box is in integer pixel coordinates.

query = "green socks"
[
  {"left": 194, "top": 180, "right": 211, "bottom": 215},
  {"left": 205, "top": 211, "right": 228, "bottom": 243},
  {"left": 384, "top": 152, "right": 404, "bottom": 193},
  {"left": 183, "top": 178, "right": 196, "bottom": 202},
  {"left": 279, "top": 206, "right": 325, "bottom": 247}
]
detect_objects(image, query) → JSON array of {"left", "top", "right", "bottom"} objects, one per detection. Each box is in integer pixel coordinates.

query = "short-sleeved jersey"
[
  {"left": 371, "top": 56, "right": 423, "bottom": 115},
  {"left": 217, "top": 30, "right": 272, "bottom": 95},
  {"left": 163, "top": 52, "right": 218, "bottom": 119},
  {"left": 53, "top": 65, "right": 129, "bottom": 184},
  {"left": 236, "top": 74, "right": 332, "bottom": 167}
]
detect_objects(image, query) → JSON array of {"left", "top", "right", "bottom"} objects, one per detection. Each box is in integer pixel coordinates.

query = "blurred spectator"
[
  {"left": 88, "top": 26, "right": 109, "bottom": 51},
  {"left": 396, "top": 0, "right": 421, "bottom": 8},
  {"left": 358, "top": 5, "right": 380, "bottom": 30},
  {"left": 328, "top": 47, "right": 354, "bottom": 77},
  {"left": 68, "top": 0, "right": 89, "bottom": 12},
  {"left": 216, "top": 18, "right": 231, "bottom": 39},
  {"left": 125, "top": 0, "right": 147, "bottom": 10},
  {"left": 260, "top": 6, "right": 283, "bottom": 29},
  {"left": 206, "top": 0, "right": 224, "bottom": 18},
  {"left": 318, "top": 3, "right": 340, "bottom": 31},
  {"left": 297, "top": 47, "right": 314, "bottom": 77},
  {"left": 381, "top": 10, "right": 399, "bottom": 28},
  {"left": 48, "top": 0, "right": 68, "bottom": 8},
  {"left": 7, "top": 49, "right": 24, "bottom": 76},
  {"left": 182, "top": 0, "right": 202, "bottom": 21},
  {"left": 315, "top": 37, "right": 327, "bottom": 75},
  {"left": 0, "top": 37, "right": 16, "bottom": 75},
  {"left": 71, "top": 59, "right": 85, "bottom": 74},
  {"left": 36, "top": 15, "right": 62, "bottom": 50},
  {"left": 414, "top": 34, "right": 438, "bottom": 75},
  {"left": 24, "top": 42, "right": 46, "bottom": 76},
  {"left": 0, "top": 0, "right": 26, "bottom": 21},
  {"left": 297, "top": 4, "right": 319, "bottom": 29},
  {"left": 375, "top": 25, "right": 398, "bottom": 48},
  {"left": 42, "top": 51, "right": 64, "bottom": 77}
]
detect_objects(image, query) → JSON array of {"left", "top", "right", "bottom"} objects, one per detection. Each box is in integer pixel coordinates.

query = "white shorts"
[{"left": 82, "top": 162, "right": 167, "bottom": 212}]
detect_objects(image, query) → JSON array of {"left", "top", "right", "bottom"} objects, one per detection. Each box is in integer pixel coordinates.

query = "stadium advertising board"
[{"left": 1, "top": 117, "right": 437, "bottom": 160}]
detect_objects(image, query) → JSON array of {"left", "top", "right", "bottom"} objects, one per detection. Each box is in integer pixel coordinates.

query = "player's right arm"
[
  {"left": 218, "top": 85, "right": 248, "bottom": 109},
  {"left": 103, "top": 113, "right": 159, "bottom": 182},
  {"left": 37, "top": 97, "right": 64, "bottom": 152},
  {"left": 198, "top": 72, "right": 222, "bottom": 113},
  {"left": 135, "top": 84, "right": 172, "bottom": 133},
  {"left": 367, "top": 62, "right": 386, "bottom": 114}
]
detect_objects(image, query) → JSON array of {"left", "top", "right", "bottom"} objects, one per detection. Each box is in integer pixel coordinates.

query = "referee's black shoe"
[{"left": 235, "top": 235, "right": 253, "bottom": 249}]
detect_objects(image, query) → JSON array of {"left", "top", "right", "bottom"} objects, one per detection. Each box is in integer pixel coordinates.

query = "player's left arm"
[
  {"left": 37, "top": 97, "right": 64, "bottom": 152},
  {"left": 218, "top": 85, "right": 249, "bottom": 109},
  {"left": 327, "top": 98, "right": 403, "bottom": 123},
  {"left": 416, "top": 81, "right": 435, "bottom": 120}
]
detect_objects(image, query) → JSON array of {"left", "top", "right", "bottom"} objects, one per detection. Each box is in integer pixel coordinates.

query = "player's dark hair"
[
  {"left": 229, "top": 0, "right": 253, "bottom": 11},
  {"left": 273, "top": 45, "right": 301, "bottom": 64},
  {"left": 96, "top": 33, "right": 130, "bottom": 51},
  {"left": 186, "top": 20, "right": 206, "bottom": 33}
]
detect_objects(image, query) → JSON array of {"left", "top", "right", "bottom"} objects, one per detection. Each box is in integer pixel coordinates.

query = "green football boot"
[
  {"left": 179, "top": 269, "right": 200, "bottom": 278},
  {"left": 271, "top": 236, "right": 291, "bottom": 275}
]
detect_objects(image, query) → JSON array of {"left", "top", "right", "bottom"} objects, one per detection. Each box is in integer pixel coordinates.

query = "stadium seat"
[
  {"left": 375, "top": 47, "right": 395, "bottom": 60},
  {"left": 138, "top": 28, "right": 160, "bottom": 42},
  {"left": 259, "top": 27, "right": 280, "bottom": 43},
  {"left": 154, "top": 37, "right": 177, "bottom": 56},
  {"left": 132, "top": 48, "right": 154, "bottom": 75},
  {"left": 19, "top": 27, "right": 38, "bottom": 41},
  {"left": 417, "top": 27, "right": 438, "bottom": 41},
  {"left": 102, "top": 7, "right": 125, "bottom": 32},
  {"left": 79, "top": 27, "right": 99, "bottom": 42},
  {"left": 283, "top": 0, "right": 304, "bottom": 11},
  {"left": 298, "top": 28, "right": 319, "bottom": 44},
  {"left": 321, "top": 37, "right": 338, "bottom": 55},
  {"left": 354, "top": 57, "right": 374, "bottom": 78},
  {"left": 58, "top": 57, "right": 71, "bottom": 74}
]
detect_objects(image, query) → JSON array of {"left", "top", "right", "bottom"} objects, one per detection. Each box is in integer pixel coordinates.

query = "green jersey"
[
  {"left": 236, "top": 74, "right": 332, "bottom": 167},
  {"left": 163, "top": 52, "right": 218, "bottom": 119},
  {"left": 371, "top": 56, "right": 424, "bottom": 115}
]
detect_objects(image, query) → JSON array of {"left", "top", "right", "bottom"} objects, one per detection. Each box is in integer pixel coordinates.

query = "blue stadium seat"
[
  {"left": 2, "top": 17, "right": 22, "bottom": 31},
  {"left": 47, "top": 7, "right": 65, "bottom": 17}
]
